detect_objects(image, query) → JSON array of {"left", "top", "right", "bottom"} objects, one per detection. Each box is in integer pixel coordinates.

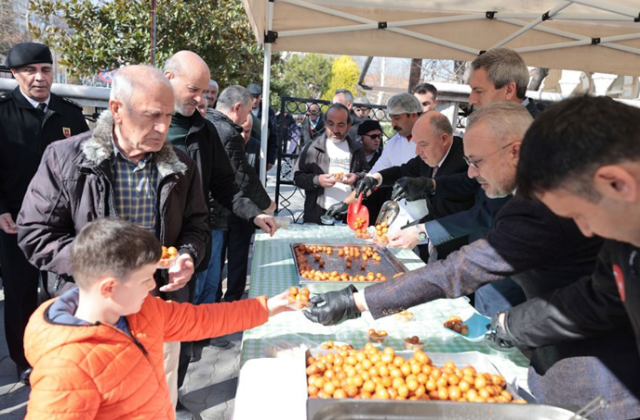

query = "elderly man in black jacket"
[
  {"left": 305, "top": 101, "right": 640, "bottom": 418},
  {"left": 206, "top": 85, "right": 276, "bottom": 304},
  {"left": 0, "top": 42, "right": 90, "bottom": 382}
]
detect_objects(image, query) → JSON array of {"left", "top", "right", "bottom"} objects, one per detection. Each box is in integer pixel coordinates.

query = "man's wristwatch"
[{"left": 415, "top": 225, "right": 427, "bottom": 241}]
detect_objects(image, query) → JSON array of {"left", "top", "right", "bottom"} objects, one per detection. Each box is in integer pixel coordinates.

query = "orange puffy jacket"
[{"left": 24, "top": 289, "right": 269, "bottom": 419}]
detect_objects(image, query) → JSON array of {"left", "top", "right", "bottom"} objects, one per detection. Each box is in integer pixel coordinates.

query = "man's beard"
[{"left": 175, "top": 102, "right": 196, "bottom": 117}]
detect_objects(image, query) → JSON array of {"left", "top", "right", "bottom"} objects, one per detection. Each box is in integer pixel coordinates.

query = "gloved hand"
[
  {"left": 325, "top": 202, "right": 348, "bottom": 218},
  {"left": 485, "top": 311, "right": 516, "bottom": 349},
  {"left": 354, "top": 176, "right": 377, "bottom": 199},
  {"left": 303, "top": 285, "right": 362, "bottom": 326},
  {"left": 392, "top": 177, "right": 436, "bottom": 201}
]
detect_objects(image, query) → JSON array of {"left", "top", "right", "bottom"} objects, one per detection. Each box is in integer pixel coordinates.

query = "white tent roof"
[{"left": 243, "top": 0, "right": 640, "bottom": 76}]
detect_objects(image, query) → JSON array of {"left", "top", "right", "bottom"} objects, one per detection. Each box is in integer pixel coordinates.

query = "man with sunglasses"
[
  {"left": 305, "top": 102, "right": 640, "bottom": 418},
  {"left": 357, "top": 120, "right": 383, "bottom": 166}
]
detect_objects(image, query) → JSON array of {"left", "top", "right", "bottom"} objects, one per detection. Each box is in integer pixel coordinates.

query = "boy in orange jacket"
[{"left": 24, "top": 217, "right": 291, "bottom": 419}]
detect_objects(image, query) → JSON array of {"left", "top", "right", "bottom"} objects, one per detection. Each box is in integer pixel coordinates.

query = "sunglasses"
[{"left": 363, "top": 134, "right": 382, "bottom": 140}]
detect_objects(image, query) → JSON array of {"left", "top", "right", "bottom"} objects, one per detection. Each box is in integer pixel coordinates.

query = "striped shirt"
[{"left": 111, "top": 141, "right": 158, "bottom": 231}]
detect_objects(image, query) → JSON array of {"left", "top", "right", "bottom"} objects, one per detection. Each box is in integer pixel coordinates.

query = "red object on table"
[{"left": 347, "top": 193, "right": 369, "bottom": 231}]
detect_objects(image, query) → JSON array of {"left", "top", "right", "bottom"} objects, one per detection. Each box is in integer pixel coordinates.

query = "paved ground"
[{"left": 0, "top": 173, "right": 306, "bottom": 420}]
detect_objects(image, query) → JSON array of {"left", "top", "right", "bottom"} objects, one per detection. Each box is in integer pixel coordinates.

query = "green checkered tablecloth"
[{"left": 241, "top": 224, "right": 530, "bottom": 390}]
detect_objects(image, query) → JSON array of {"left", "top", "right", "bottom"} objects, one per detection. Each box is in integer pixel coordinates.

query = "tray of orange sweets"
[{"left": 291, "top": 243, "right": 408, "bottom": 285}]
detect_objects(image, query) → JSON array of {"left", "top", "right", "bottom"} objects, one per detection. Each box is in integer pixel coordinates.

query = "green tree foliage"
[
  {"left": 266, "top": 53, "right": 332, "bottom": 113},
  {"left": 28, "top": 0, "right": 265, "bottom": 88},
  {"left": 321, "top": 55, "right": 360, "bottom": 101},
  {"left": 280, "top": 53, "right": 333, "bottom": 100}
]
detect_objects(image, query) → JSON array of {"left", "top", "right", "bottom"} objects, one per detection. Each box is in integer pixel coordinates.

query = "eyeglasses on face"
[
  {"left": 363, "top": 134, "right": 382, "bottom": 140},
  {"left": 463, "top": 142, "right": 515, "bottom": 170}
]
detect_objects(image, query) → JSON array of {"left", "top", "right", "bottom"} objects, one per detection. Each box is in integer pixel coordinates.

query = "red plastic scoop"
[{"left": 347, "top": 193, "right": 369, "bottom": 231}]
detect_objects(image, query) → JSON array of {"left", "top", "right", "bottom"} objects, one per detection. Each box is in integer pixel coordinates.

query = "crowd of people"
[{"left": 2, "top": 40, "right": 640, "bottom": 420}]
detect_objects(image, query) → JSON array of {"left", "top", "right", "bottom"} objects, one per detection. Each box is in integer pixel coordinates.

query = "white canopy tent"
[{"left": 243, "top": 0, "right": 640, "bottom": 181}]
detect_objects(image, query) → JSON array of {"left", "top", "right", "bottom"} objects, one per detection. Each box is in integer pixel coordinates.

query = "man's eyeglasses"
[
  {"left": 463, "top": 142, "right": 515, "bottom": 170},
  {"left": 363, "top": 134, "right": 382, "bottom": 140}
]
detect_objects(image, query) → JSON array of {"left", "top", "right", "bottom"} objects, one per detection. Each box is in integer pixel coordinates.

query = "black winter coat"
[
  {"left": 169, "top": 111, "right": 262, "bottom": 233},
  {"left": 0, "top": 87, "right": 89, "bottom": 215},
  {"left": 206, "top": 110, "right": 271, "bottom": 229}
]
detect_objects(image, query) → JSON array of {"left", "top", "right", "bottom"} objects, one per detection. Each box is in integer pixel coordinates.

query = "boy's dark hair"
[
  {"left": 71, "top": 218, "right": 162, "bottom": 288},
  {"left": 413, "top": 82, "right": 438, "bottom": 98},
  {"left": 326, "top": 103, "right": 352, "bottom": 125},
  {"left": 517, "top": 95, "right": 640, "bottom": 201}
]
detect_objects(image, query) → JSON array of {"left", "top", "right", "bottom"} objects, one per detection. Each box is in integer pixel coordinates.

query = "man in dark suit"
[
  {"left": 305, "top": 101, "right": 640, "bottom": 418},
  {"left": 363, "top": 112, "right": 475, "bottom": 260},
  {"left": 299, "top": 102, "right": 325, "bottom": 149},
  {"left": 389, "top": 48, "right": 541, "bottom": 315},
  {"left": 0, "top": 42, "right": 90, "bottom": 383}
]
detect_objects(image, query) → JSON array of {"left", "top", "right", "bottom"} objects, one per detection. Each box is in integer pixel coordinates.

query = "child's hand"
[
  {"left": 160, "top": 254, "right": 194, "bottom": 293},
  {"left": 267, "top": 290, "right": 296, "bottom": 317}
]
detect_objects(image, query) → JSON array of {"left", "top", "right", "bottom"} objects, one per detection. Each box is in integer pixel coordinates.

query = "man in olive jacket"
[{"left": 294, "top": 103, "right": 369, "bottom": 224}]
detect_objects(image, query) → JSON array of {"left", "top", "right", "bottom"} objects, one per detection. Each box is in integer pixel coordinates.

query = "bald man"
[
  {"left": 364, "top": 112, "right": 475, "bottom": 260},
  {"left": 163, "top": 51, "right": 276, "bottom": 414}
]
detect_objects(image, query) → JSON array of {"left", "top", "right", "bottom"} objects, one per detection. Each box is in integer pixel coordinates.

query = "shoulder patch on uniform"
[{"left": 62, "top": 97, "right": 83, "bottom": 110}]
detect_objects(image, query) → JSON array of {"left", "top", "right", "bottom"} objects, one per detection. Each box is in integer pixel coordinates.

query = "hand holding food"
[
  {"left": 266, "top": 290, "right": 296, "bottom": 317},
  {"left": 160, "top": 253, "right": 194, "bottom": 293},
  {"left": 288, "top": 286, "right": 311, "bottom": 309},
  {"left": 157, "top": 246, "right": 178, "bottom": 268}
]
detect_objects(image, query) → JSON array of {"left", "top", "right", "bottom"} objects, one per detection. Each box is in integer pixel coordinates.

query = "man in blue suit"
[{"left": 305, "top": 101, "right": 640, "bottom": 418}]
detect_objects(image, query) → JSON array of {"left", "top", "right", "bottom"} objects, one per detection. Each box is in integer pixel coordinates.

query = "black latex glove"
[
  {"left": 325, "top": 202, "right": 348, "bottom": 218},
  {"left": 303, "top": 285, "right": 362, "bottom": 326},
  {"left": 354, "top": 176, "right": 377, "bottom": 199},
  {"left": 391, "top": 177, "right": 436, "bottom": 201},
  {"left": 485, "top": 312, "right": 516, "bottom": 349}
]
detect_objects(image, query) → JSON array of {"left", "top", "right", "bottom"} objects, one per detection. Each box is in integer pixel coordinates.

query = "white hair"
[{"left": 110, "top": 65, "right": 171, "bottom": 106}]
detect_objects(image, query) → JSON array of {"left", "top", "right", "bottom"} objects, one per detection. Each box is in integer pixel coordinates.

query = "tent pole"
[{"left": 259, "top": 0, "right": 274, "bottom": 185}]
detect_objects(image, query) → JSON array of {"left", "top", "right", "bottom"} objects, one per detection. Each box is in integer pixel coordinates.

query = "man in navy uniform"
[{"left": 0, "top": 42, "right": 89, "bottom": 383}]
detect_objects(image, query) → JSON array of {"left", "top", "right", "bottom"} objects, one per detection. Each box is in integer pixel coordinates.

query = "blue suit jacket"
[{"left": 425, "top": 173, "right": 510, "bottom": 245}]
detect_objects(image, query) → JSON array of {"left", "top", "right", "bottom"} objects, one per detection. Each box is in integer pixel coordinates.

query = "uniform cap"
[{"left": 5, "top": 43, "right": 53, "bottom": 68}]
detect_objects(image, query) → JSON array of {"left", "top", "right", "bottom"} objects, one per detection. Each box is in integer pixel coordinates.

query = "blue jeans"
[{"left": 193, "top": 229, "right": 225, "bottom": 305}]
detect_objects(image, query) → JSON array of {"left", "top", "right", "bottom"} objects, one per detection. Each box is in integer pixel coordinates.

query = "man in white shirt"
[
  {"left": 293, "top": 104, "right": 369, "bottom": 224},
  {"left": 326, "top": 93, "right": 424, "bottom": 226}
]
